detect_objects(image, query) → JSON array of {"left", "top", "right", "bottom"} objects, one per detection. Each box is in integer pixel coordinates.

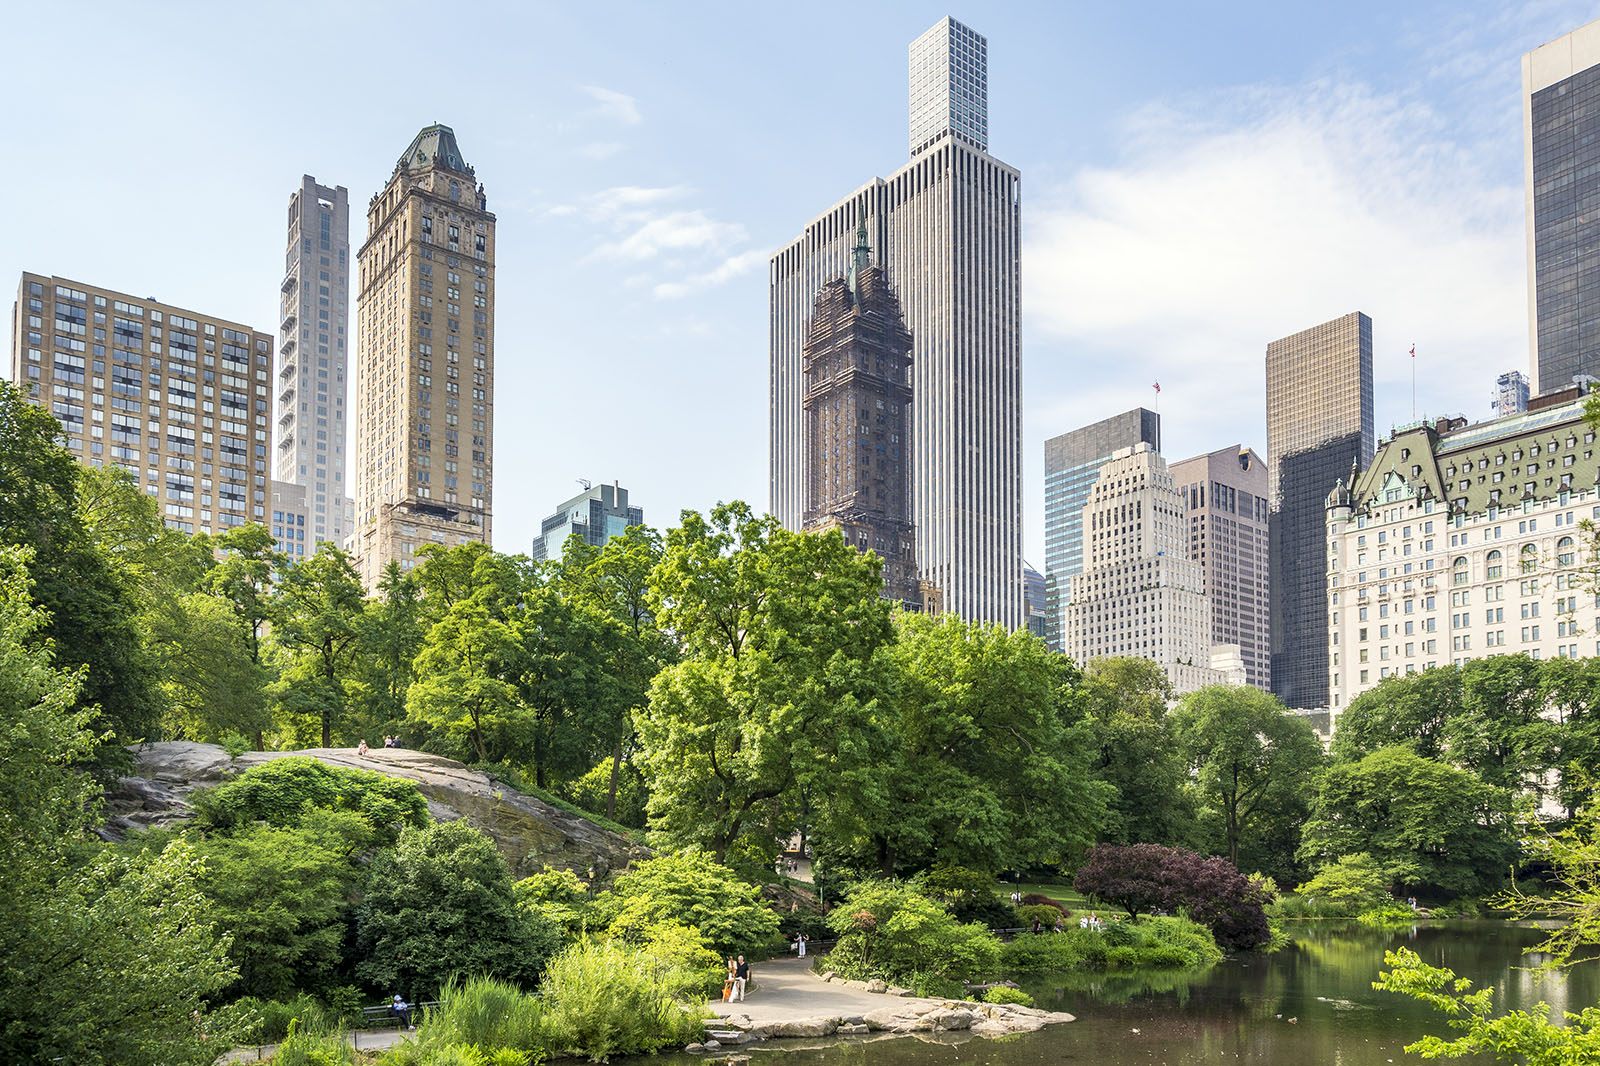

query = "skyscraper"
[
  {"left": 276, "top": 176, "right": 353, "bottom": 548},
  {"left": 1170, "top": 446, "right": 1271, "bottom": 691},
  {"left": 800, "top": 223, "right": 920, "bottom": 609},
  {"left": 1524, "top": 19, "right": 1600, "bottom": 395},
  {"left": 771, "top": 16, "right": 1022, "bottom": 628},
  {"left": 10, "top": 272, "right": 273, "bottom": 535},
  {"left": 1066, "top": 443, "right": 1227, "bottom": 694},
  {"left": 1493, "top": 370, "right": 1530, "bottom": 417},
  {"left": 1042, "top": 408, "right": 1160, "bottom": 652},
  {"left": 1266, "top": 311, "right": 1374, "bottom": 710},
  {"left": 530, "top": 481, "right": 644, "bottom": 564},
  {"left": 909, "top": 17, "right": 988, "bottom": 156},
  {"left": 352, "top": 124, "right": 495, "bottom": 589}
]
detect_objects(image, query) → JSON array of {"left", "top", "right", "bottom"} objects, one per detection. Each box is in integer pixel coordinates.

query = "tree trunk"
[
  {"left": 606, "top": 740, "right": 623, "bottom": 821},
  {"left": 876, "top": 835, "right": 894, "bottom": 878}
]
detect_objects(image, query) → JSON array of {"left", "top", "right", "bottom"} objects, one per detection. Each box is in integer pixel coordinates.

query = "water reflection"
[{"left": 649, "top": 921, "right": 1597, "bottom": 1066}]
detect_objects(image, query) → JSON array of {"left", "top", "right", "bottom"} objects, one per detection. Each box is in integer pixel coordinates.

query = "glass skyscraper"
[
  {"left": 1524, "top": 19, "right": 1600, "bottom": 395},
  {"left": 1266, "top": 311, "right": 1373, "bottom": 711},
  {"left": 909, "top": 17, "right": 988, "bottom": 157},
  {"left": 771, "top": 17, "right": 1022, "bottom": 629},
  {"left": 1042, "top": 408, "right": 1160, "bottom": 653}
]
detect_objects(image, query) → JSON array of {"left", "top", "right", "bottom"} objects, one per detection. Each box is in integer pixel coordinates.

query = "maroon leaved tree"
[{"left": 1074, "top": 843, "right": 1274, "bottom": 950}]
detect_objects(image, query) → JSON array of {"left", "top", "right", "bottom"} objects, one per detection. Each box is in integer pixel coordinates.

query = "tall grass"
[
  {"left": 539, "top": 940, "right": 710, "bottom": 1060},
  {"left": 270, "top": 1021, "right": 359, "bottom": 1066}
]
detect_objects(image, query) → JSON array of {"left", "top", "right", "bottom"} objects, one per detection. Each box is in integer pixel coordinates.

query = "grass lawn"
[{"left": 994, "top": 880, "right": 1093, "bottom": 910}]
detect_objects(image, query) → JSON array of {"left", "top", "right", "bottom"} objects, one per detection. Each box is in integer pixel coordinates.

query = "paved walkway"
[
  {"left": 219, "top": 1026, "right": 411, "bottom": 1062},
  {"left": 709, "top": 955, "right": 910, "bottom": 1023}
]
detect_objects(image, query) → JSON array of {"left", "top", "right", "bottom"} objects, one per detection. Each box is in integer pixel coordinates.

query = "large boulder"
[{"left": 104, "top": 742, "right": 648, "bottom": 881}]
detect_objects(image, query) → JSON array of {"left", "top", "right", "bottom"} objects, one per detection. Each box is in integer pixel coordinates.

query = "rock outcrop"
[{"left": 105, "top": 742, "right": 649, "bottom": 881}]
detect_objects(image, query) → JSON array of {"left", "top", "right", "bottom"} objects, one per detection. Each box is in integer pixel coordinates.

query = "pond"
[{"left": 655, "top": 921, "right": 1597, "bottom": 1065}]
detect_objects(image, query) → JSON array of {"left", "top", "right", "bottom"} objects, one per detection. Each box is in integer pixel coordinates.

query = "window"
[
  {"left": 1559, "top": 536, "right": 1575, "bottom": 567},
  {"left": 1486, "top": 550, "right": 1502, "bottom": 579},
  {"left": 1521, "top": 544, "right": 1538, "bottom": 574},
  {"left": 1452, "top": 556, "right": 1468, "bottom": 585}
]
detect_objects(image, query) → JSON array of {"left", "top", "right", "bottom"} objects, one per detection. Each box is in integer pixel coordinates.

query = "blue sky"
[{"left": 3, "top": 1, "right": 1597, "bottom": 566}]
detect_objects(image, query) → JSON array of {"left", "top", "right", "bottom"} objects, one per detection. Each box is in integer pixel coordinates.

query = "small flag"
[
  {"left": 1153, "top": 381, "right": 1161, "bottom": 394},
  {"left": 1409, "top": 345, "right": 1415, "bottom": 358}
]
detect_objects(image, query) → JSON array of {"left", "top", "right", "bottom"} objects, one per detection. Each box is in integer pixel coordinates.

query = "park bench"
[{"left": 358, "top": 1000, "right": 438, "bottom": 1028}]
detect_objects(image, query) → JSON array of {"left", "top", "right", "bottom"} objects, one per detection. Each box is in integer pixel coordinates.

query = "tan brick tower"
[{"left": 352, "top": 124, "right": 495, "bottom": 588}]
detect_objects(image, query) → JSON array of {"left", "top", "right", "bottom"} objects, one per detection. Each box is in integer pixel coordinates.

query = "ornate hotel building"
[
  {"left": 10, "top": 272, "right": 272, "bottom": 534},
  {"left": 771, "top": 16, "right": 1022, "bottom": 628},
  {"left": 1326, "top": 385, "right": 1600, "bottom": 726},
  {"left": 352, "top": 124, "right": 495, "bottom": 589},
  {"left": 800, "top": 223, "right": 921, "bottom": 609}
]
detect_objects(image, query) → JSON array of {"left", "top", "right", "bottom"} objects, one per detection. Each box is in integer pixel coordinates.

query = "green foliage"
[
  {"left": 595, "top": 851, "right": 781, "bottom": 955},
  {"left": 565, "top": 756, "right": 649, "bottom": 829},
  {"left": 270, "top": 546, "right": 367, "bottom": 747},
  {"left": 537, "top": 939, "right": 711, "bottom": 1060},
  {"left": 0, "top": 381, "right": 159, "bottom": 760},
  {"left": 195, "top": 809, "right": 373, "bottom": 999},
  {"left": 1294, "top": 852, "right": 1395, "bottom": 913},
  {"left": 513, "top": 867, "right": 594, "bottom": 939},
  {"left": 271, "top": 1022, "right": 360, "bottom": 1066},
  {"left": 1375, "top": 947, "right": 1600, "bottom": 1064},
  {"left": 349, "top": 562, "right": 424, "bottom": 738},
  {"left": 913, "top": 865, "right": 1018, "bottom": 927},
  {"left": 1356, "top": 904, "right": 1421, "bottom": 928},
  {"left": 1017, "top": 904, "right": 1064, "bottom": 928},
  {"left": 1173, "top": 685, "right": 1325, "bottom": 875},
  {"left": 193, "top": 755, "right": 429, "bottom": 843},
  {"left": 356, "top": 821, "right": 562, "bottom": 998},
  {"left": 983, "top": 986, "right": 1035, "bottom": 1006},
  {"left": 1493, "top": 788, "right": 1600, "bottom": 969},
  {"left": 415, "top": 977, "right": 544, "bottom": 1056},
  {"left": 638, "top": 503, "right": 898, "bottom": 863},
  {"left": 996, "top": 917, "right": 1221, "bottom": 975},
  {"left": 218, "top": 992, "right": 350, "bottom": 1043},
  {"left": 1428, "top": 898, "right": 1483, "bottom": 918},
  {"left": 1300, "top": 746, "right": 1514, "bottom": 898},
  {"left": 840, "top": 613, "right": 1112, "bottom": 878},
  {"left": 0, "top": 546, "right": 237, "bottom": 1065},
  {"left": 824, "top": 880, "right": 1001, "bottom": 988},
  {"left": 1079, "top": 657, "right": 1202, "bottom": 848}
]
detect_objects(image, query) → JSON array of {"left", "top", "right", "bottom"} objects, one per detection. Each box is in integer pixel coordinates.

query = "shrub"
[
  {"left": 272, "top": 1021, "right": 359, "bottom": 1066},
  {"left": 825, "top": 880, "right": 1001, "bottom": 987},
  {"left": 222, "top": 993, "right": 347, "bottom": 1043},
  {"left": 1020, "top": 892, "right": 1068, "bottom": 913},
  {"left": 913, "top": 866, "right": 1016, "bottom": 927},
  {"left": 983, "top": 985, "right": 1035, "bottom": 1007},
  {"left": 1105, "top": 945, "right": 1140, "bottom": 968},
  {"left": 422, "top": 976, "right": 543, "bottom": 1052},
  {"left": 1016, "top": 904, "right": 1064, "bottom": 929},
  {"left": 1357, "top": 904, "right": 1420, "bottom": 928},
  {"left": 998, "top": 931, "right": 1088, "bottom": 973},
  {"left": 1076, "top": 844, "right": 1273, "bottom": 950},
  {"left": 1294, "top": 853, "right": 1393, "bottom": 913},
  {"left": 596, "top": 851, "right": 780, "bottom": 956},
  {"left": 194, "top": 756, "right": 429, "bottom": 844},
  {"left": 537, "top": 939, "right": 710, "bottom": 1059},
  {"left": 1429, "top": 898, "right": 1481, "bottom": 919},
  {"left": 513, "top": 868, "right": 594, "bottom": 940}
]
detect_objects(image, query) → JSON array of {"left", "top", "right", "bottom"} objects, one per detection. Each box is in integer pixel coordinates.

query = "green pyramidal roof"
[{"left": 395, "top": 123, "right": 472, "bottom": 177}]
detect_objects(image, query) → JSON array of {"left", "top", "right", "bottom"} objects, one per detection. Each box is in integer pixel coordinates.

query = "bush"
[
  {"left": 513, "top": 868, "right": 594, "bottom": 940},
  {"left": 1429, "top": 898, "right": 1481, "bottom": 918},
  {"left": 221, "top": 993, "right": 347, "bottom": 1043},
  {"left": 913, "top": 866, "right": 1016, "bottom": 927},
  {"left": 424, "top": 976, "right": 543, "bottom": 1052},
  {"left": 1105, "top": 945, "right": 1140, "bottom": 968},
  {"left": 983, "top": 985, "right": 1035, "bottom": 1007},
  {"left": 995, "top": 918, "right": 1220, "bottom": 975},
  {"left": 1294, "top": 853, "right": 1393, "bottom": 913},
  {"left": 824, "top": 880, "right": 1001, "bottom": 987},
  {"left": 194, "top": 757, "right": 429, "bottom": 844},
  {"left": 1016, "top": 904, "right": 1064, "bottom": 929},
  {"left": 537, "top": 939, "right": 710, "bottom": 1059},
  {"left": 1357, "top": 904, "right": 1420, "bottom": 928},
  {"left": 1020, "top": 892, "right": 1068, "bottom": 913},
  {"left": 998, "top": 931, "right": 1088, "bottom": 973},
  {"left": 563, "top": 758, "right": 648, "bottom": 830},
  {"left": 596, "top": 851, "right": 780, "bottom": 956},
  {"left": 272, "top": 1022, "right": 359, "bottom": 1066},
  {"left": 1076, "top": 844, "right": 1272, "bottom": 950}
]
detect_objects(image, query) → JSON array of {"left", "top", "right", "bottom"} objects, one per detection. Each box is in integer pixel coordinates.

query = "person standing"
[
  {"left": 733, "top": 956, "right": 750, "bottom": 1001},
  {"left": 796, "top": 933, "right": 808, "bottom": 958}
]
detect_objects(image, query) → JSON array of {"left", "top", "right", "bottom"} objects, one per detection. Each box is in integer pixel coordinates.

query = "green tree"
[
  {"left": 841, "top": 613, "right": 1110, "bottom": 876},
  {"left": 355, "top": 820, "right": 560, "bottom": 997},
  {"left": 1078, "top": 657, "right": 1200, "bottom": 848},
  {"left": 350, "top": 561, "right": 424, "bottom": 737},
  {"left": 1492, "top": 789, "right": 1600, "bottom": 969},
  {"left": 195, "top": 809, "right": 372, "bottom": 999},
  {"left": 592, "top": 850, "right": 781, "bottom": 955},
  {"left": 1173, "top": 684, "right": 1324, "bottom": 870},
  {"left": 0, "top": 381, "right": 159, "bottom": 756},
  {"left": 1537, "top": 656, "right": 1600, "bottom": 819},
  {"left": 0, "top": 546, "right": 235, "bottom": 1065},
  {"left": 201, "top": 522, "right": 285, "bottom": 668},
  {"left": 1294, "top": 852, "right": 1394, "bottom": 911},
  {"left": 271, "top": 545, "right": 366, "bottom": 747},
  {"left": 146, "top": 590, "right": 271, "bottom": 743},
  {"left": 1300, "top": 746, "right": 1513, "bottom": 898},
  {"left": 516, "top": 587, "right": 631, "bottom": 788},
  {"left": 637, "top": 503, "right": 896, "bottom": 862},
  {"left": 824, "top": 880, "right": 1001, "bottom": 991}
]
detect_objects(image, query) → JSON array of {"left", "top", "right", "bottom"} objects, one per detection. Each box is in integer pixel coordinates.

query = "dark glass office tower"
[
  {"left": 1042, "top": 408, "right": 1160, "bottom": 653},
  {"left": 1525, "top": 21, "right": 1600, "bottom": 394},
  {"left": 1266, "top": 311, "right": 1373, "bottom": 710}
]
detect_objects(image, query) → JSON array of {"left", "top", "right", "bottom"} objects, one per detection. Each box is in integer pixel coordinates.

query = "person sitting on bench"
[{"left": 390, "top": 994, "right": 411, "bottom": 1029}]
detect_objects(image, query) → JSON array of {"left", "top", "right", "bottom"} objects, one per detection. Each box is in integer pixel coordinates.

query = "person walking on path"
[{"left": 733, "top": 956, "right": 751, "bottom": 1001}]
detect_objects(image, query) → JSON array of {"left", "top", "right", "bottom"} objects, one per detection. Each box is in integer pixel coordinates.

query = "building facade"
[
  {"left": 276, "top": 175, "right": 354, "bottom": 548},
  {"left": 1494, "top": 370, "right": 1531, "bottom": 417},
  {"left": 530, "top": 481, "right": 644, "bottom": 563},
  {"left": 10, "top": 272, "right": 272, "bottom": 534},
  {"left": 1267, "top": 311, "right": 1374, "bottom": 710},
  {"left": 1170, "top": 446, "right": 1272, "bottom": 691},
  {"left": 352, "top": 124, "right": 495, "bottom": 587},
  {"left": 909, "top": 16, "right": 988, "bottom": 157},
  {"left": 1524, "top": 19, "right": 1600, "bottom": 395},
  {"left": 1326, "top": 386, "right": 1600, "bottom": 723},
  {"left": 1022, "top": 563, "right": 1047, "bottom": 641},
  {"left": 271, "top": 481, "right": 311, "bottom": 560},
  {"left": 771, "top": 16, "right": 1022, "bottom": 629},
  {"left": 799, "top": 224, "right": 921, "bottom": 608},
  {"left": 1043, "top": 408, "right": 1161, "bottom": 652},
  {"left": 1066, "top": 443, "right": 1227, "bottom": 694}
]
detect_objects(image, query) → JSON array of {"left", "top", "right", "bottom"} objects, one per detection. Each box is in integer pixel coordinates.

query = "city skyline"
[{"left": 1, "top": 2, "right": 1594, "bottom": 567}]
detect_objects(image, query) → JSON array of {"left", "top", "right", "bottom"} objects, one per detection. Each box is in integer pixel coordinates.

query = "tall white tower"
[
  {"left": 770, "top": 16, "right": 1022, "bottom": 628},
  {"left": 276, "top": 176, "right": 354, "bottom": 547}
]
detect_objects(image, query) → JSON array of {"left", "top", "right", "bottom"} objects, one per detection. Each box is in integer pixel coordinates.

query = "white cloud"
[
  {"left": 654, "top": 248, "right": 768, "bottom": 299},
  {"left": 1026, "top": 78, "right": 1526, "bottom": 466},
  {"left": 576, "top": 141, "right": 624, "bottom": 160},
  {"left": 592, "top": 210, "right": 747, "bottom": 262},
  {"left": 582, "top": 85, "right": 642, "bottom": 125}
]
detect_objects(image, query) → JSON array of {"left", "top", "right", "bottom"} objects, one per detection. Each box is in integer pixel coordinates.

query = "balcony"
[
  {"left": 280, "top": 271, "right": 297, "bottom": 295},
  {"left": 281, "top": 312, "right": 297, "bottom": 333},
  {"left": 279, "top": 360, "right": 297, "bottom": 381},
  {"left": 279, "top": 386, "right": 295, "bottom": 408},
  {"left": 280, "top": 335, "right": 297, "bottom": 357}
]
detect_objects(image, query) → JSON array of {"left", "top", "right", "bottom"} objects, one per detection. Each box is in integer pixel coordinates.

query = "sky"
[{"left": 4, "top": 0, "right": 1598, "bottom": 568}]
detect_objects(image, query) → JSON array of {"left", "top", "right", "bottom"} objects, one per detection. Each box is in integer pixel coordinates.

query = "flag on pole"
[
  {"left": 1153, "top": 381, "right": 1161, "bottom": 394},
  {"left": 1410, "top": 345, "right": 1415, "bottom": 358}
]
